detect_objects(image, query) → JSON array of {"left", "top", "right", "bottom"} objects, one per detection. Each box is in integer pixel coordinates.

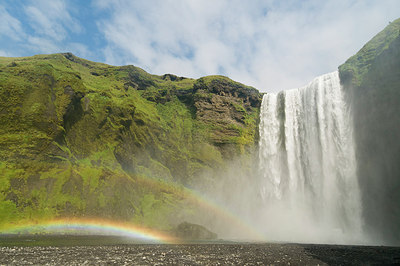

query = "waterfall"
[{"left": 258, "top": 71, "right": 363, "bottom": 244}]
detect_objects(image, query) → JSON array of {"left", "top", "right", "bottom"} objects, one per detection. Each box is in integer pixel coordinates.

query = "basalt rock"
[{"left": 173, "top": 221, "right": 218, "bottom": 240}]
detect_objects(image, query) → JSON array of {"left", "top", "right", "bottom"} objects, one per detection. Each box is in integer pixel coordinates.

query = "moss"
[
  {"left": 339, "top": 18, "right": 400, "bottom": 86},
  {"left": 0, "top": 52, "right": 262, "bottom": 230},
  {"left": 200, "top": 75, "right": 254, "bottom": 90},
  {"left": 0, "top": 200, "right": 20, "bottom": 226}
]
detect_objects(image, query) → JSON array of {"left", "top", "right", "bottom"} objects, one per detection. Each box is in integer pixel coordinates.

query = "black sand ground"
[{"left": 0, "top": 235, "right": 399, "bottom": 265}]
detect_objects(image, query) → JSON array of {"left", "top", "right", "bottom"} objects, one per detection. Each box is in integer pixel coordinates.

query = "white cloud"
[
  {"left": 0, "top": 50, "right": 13, "bottom": 57},
  {"left": 24, "top": 0, "right": 82, "bottom": 41},
  {"left": 68, "top": 42, "right": 92, "bottom": 59},
  {"left": 26, "top": 36, "right": 60, "bottom": 53},
  {"left": 0, "top": 1, "right": 91, "bottom": 59},
  {"left": 0, "top": 0, "right": 89, "bottom": 59},
  {"left": 96, "top": 0, "right": 400, "bottom": 92},
  {"left": 0, "top": 5, "right": 25, "bottom": 41}
]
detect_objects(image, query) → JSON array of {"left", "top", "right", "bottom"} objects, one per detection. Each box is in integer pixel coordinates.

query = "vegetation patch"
[{"left": 0, "top": 53, "right": 262, "bottom": 230}]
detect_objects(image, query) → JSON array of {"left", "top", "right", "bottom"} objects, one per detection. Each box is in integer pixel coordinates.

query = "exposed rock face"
[
  {"left": 173, "top": 222, "right": 217, "bottom": 240},
  {"left": 193, "top": 77, "right": 261, "bottom": 144},
  {"left": 190, "top": 76, "right": 261, "bottom": 160}
]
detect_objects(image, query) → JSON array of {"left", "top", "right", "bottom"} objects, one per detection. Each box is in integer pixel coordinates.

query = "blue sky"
[{"left": 1, "top": 0, "right": 399, "bottom": 92}]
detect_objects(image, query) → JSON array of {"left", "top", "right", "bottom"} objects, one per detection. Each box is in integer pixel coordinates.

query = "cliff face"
[
  {"left": 339, "top": 18, "right": 400, "bottom": 244},
  {"left": 0, "top": 53, "right": 261, "bottom": 229}
]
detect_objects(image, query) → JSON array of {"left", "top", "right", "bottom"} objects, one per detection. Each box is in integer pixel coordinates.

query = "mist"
[
  {"left": 183, "top": 66, "right": 400, "bottom": 246},
  {"left": 187, "top": 71, "right": 365, "bottom": 244}
]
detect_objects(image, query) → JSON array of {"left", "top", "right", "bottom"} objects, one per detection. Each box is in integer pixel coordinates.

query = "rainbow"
[
  {"left": 183, "top": 189, "right": 266, "bottom": 241},
  {"left": 0, "top": 177, "right": 266, "bottom": 243},
  {"left": 1, "top": 218, "right": 178, "bottom": 243},
  {"left": 132, "top": 176, "right": 266, "bottom": 241}
]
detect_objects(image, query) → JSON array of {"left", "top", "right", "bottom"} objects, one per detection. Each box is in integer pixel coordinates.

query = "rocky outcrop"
[
  {"left": 173, "top": 222, "right": 217, "bottom": 240},
  {"left": 191, "top": 76, "right": 261, "bottom": 158}
]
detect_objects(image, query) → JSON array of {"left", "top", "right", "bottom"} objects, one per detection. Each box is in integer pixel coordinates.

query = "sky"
[{"left": 1, "top": 0, "right": 399, "bottom": 92}]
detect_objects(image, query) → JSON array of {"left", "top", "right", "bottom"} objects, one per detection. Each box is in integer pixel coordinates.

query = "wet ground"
[{"left": 1, "top": 235, "right": 400, "bottom": 265}]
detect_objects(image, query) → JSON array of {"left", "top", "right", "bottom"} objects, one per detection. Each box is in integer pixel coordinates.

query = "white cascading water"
[{"left": 258, "top": 71, "right": 363, "bottom": 244}]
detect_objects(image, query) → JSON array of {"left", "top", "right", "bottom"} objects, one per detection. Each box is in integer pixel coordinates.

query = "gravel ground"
[{"left": 0, "top": 237, "right": 399, "bottom": 265}]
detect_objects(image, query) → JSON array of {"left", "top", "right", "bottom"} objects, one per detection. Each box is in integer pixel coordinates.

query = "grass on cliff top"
[
  {"left": 339, "top": 18, "right": 400, "bottom": 85},
  {"left": 199, "top": 75, "right": 257, "bottom": 92},
  {"left": 0, "top": 53, "right": 195, "bottom": 92}
]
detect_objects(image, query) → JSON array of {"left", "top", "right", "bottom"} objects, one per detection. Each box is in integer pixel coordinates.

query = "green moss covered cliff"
[
  {"left": 0, "top": 53, "right": 261, "bottom": 230},
  {"left": 339, "top": 18, "right": 400, "bottom": 244}
]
